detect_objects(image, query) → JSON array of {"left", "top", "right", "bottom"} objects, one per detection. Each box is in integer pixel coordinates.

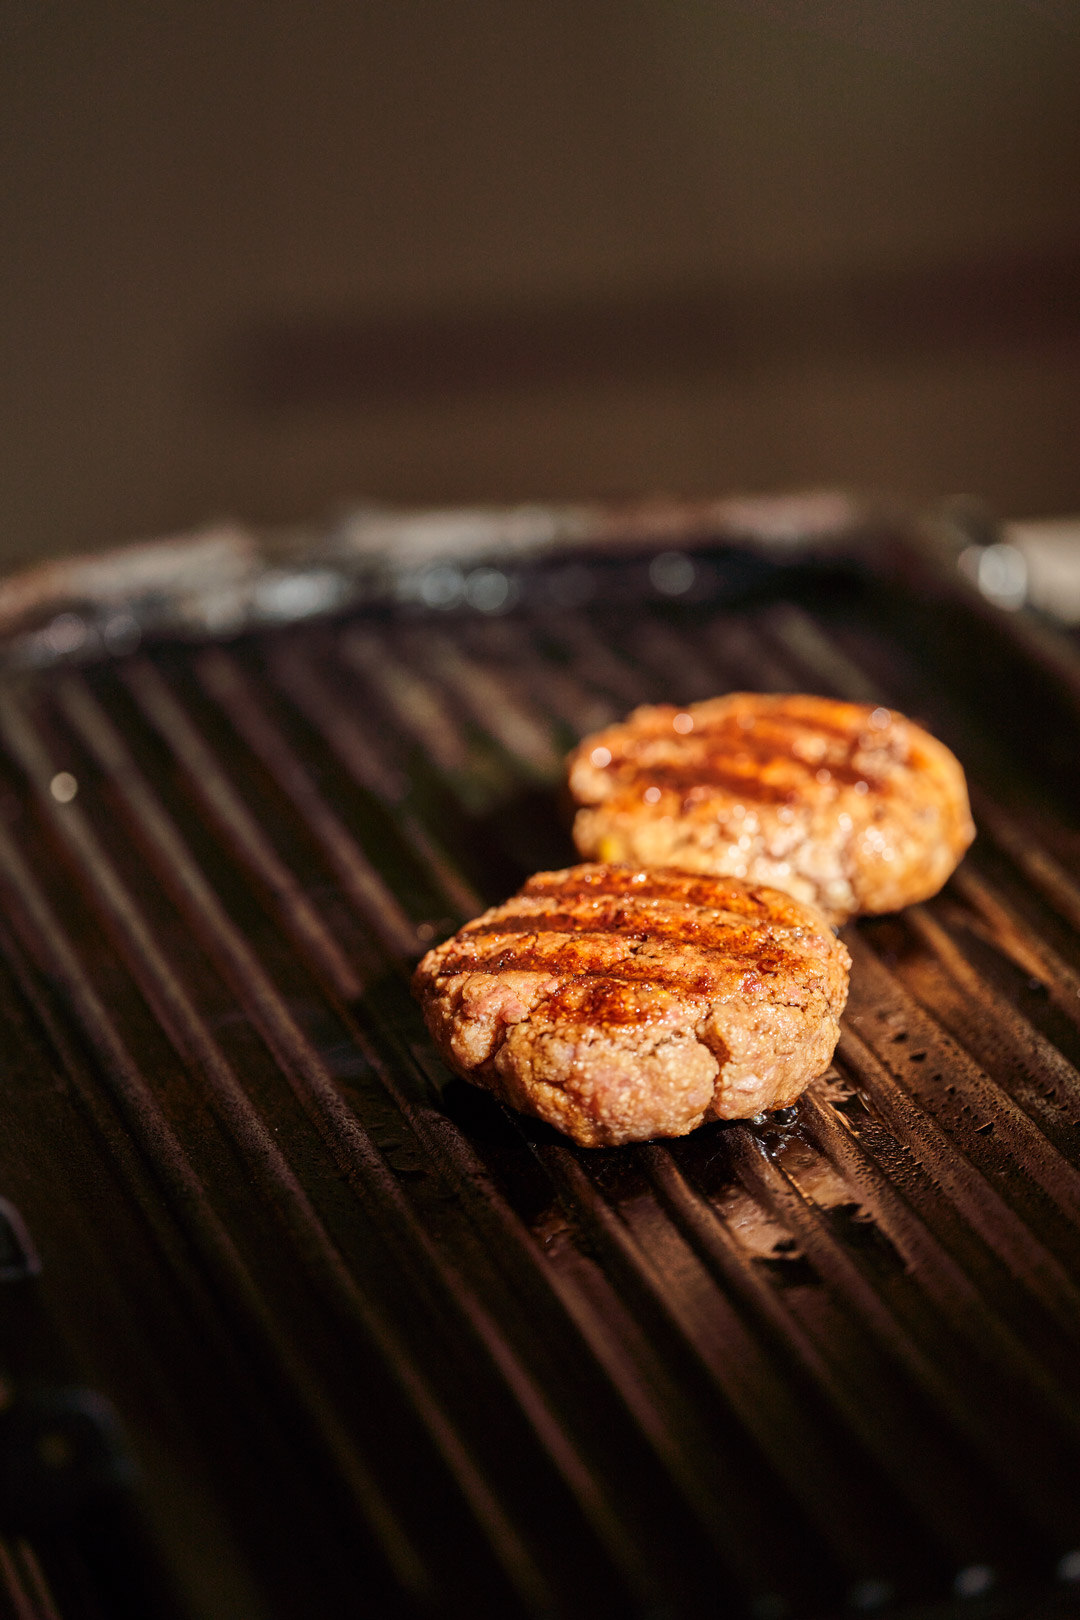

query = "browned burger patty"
[
  {"left": 567, "top": 693, "right": 974, "bottom": 924},
  {"left": 413, "top": 864, "right": 850, "bottom": 1147}
]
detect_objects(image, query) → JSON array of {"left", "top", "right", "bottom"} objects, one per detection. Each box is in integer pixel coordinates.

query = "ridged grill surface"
[{"left": 2, "top": 558, "right": 1080, "bottom": 1619}]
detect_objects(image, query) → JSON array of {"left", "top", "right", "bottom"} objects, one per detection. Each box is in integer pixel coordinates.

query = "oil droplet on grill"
[
  {"left": 49, "top": 772, "right": 78, "bottom": 803},
  {"left": 953, "top": 1564, "right": 994, "bottom": 1598},
  {"left": 1057, "top": 1550, "right": 1080, "bottom": 1582}
]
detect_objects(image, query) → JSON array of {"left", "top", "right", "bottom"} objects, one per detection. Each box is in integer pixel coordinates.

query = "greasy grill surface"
[{"left": 2, "top": 559, "right": 1080, "bottom": 1618}]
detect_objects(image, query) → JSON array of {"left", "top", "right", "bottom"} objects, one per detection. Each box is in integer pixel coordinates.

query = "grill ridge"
[{"left": 2, "top": 541, "right": 1080, "bottom": 1616}]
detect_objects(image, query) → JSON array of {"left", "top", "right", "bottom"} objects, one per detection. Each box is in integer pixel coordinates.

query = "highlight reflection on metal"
[
  {"left": 0, "top": 493, "right": 863, "bottom": 668},
  {"left": 958, "top": 542, "right": 1028, "bottom": 611},
  {"left": 1, "top": 532, "right": 1080, "bottom": 1617}
]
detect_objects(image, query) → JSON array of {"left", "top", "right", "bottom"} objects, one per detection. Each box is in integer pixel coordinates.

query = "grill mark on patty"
[
  {"left": 620, "top": 763, "right": 805, "bottom": 805},
  {"left": 627, "top": 697, "right": 874, "bottom": 736},
  {"left": 521, "top": 867, "right": 813, "bottom": 923},
  {"left": 533, "top": 973, "right": 712, "bottom": 1027},
  {"left": 640, "top": 754, "right": 885, "bottom": 796},
  {"left": 439, "top": 939, "right": 717, "bottom": 985},
  {"left": 459, "top": 905, "right": 816, "bottom": 961},
  {"left": 436, "top": 928, "right": 815, "bottom": 993},
  {"left": 599, "top": 727, "right": 899, "bottom": 801},
  {"left": 424, "top": 866, "right": 846, "bottom": 1024},
  {"left": 694, "top": 706, "right": 878, "bottom": 744}
]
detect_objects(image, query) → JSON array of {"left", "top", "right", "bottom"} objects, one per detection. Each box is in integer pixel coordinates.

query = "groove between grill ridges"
[
  {"left": 255, "top": 641, "right": 483, "bottom": 920},
  {"left": 459, "top": 607, "right": 1080, "bottom": 1514},
  {"left": 179, "top": 644, "right": 761, "bottom": 1594},
  {"left": 637, "top": 1139, "right": 1001, "bottom": 1566},
  {"left": 900, "top": 902, "right": 1080, "bottom": 1127},
  {"left": 727, "top": 1123, "right": 1080, "bottom": 1544},
  {"left": 0, "top": 655, "right": 857, "bottom": 1614},
  {"left": 0, "top": 786, "right": 435, "bottom": 1605},
  {"left": 351, "top": 607, "right": 1080, "bottom": 1425},
  {"left": 1, "top": 592, "right": 1079, "bottom": 1614},
  {"left": 530, "top": 1139, "right": 878, "bottom": 1595},
  {"left": 842, "top": 944, "right": 1080, "bottom": 1258},
  {"left": 0, "top": 1537, "right": 61, "bottom": 1620},
  {"left": 796, "top": 1084, "right": 1080, "bottom": 1424},
  {"left": 5, "top": 679, "right": 688, "bottom": 1617},
  {"left": 76, "top": 653, "right": 932, "bottom": 1600}
]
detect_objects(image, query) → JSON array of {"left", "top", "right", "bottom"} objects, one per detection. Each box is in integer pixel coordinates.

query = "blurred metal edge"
[
  {"left": 4, "top": 487, "right": 1080, "bottom": 720},
  {"left": 0, "top": 491, "right": 873, "bottom": 663}
]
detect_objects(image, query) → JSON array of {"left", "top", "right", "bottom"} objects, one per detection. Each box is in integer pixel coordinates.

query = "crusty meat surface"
[
  {"left": 413, "top": 864, "right": 850, "bottom": 1147},
  {"left": 567, "top": 693, "right": 974, "bottom": 924}
]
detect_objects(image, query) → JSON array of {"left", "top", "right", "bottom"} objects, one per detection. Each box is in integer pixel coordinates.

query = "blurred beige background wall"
[{"left": 2, "top": 1, "right": 1079, "bottom": 568}]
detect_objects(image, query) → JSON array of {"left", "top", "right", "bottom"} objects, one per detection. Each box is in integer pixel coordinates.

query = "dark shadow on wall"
[{"left": 235, "top": 245, "right": 1080, "bottom": 410}]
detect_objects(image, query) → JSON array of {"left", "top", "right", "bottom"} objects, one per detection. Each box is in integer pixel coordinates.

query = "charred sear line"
[
  {"left": 435, "top": 934, "right": 800, "bottom": 988},
  {"left": 625, "top": 754, "right": 888, "bottom": 797},
  {"left": 613, "top": 762, "right": 806, "bottom": 804},
  {"left": 460, "top": 906, "right": 803, "bottom": 963},
  {"left": 689, "top": 700, "right": 882, "bottom": 742},
  {"left": 602, "top": 724, "right": 898, "bottom": 797},
  {"left": 437, "top": 945, "right": 713, "bottom": 989},
  {"left": 531, "top": 974, "right": 706, "bottom": 1026},
  {"left": 521, "top": 870, "right": 790, "bottom": 919}
]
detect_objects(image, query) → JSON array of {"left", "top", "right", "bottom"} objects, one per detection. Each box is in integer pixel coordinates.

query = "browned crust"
[
  {"left": 567, "top": 693, "right": 974, "bottom": 923},
  {"left": 413, "top": 864, "right": 850, "bottom": 1146}
]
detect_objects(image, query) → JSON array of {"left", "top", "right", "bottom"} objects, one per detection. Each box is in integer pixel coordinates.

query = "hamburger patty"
[
  {"left": 413, "top": 864, "right": 850, "bottom": 1147},
  {"left": 567, "top": 693, "right": 974, "bottom": 924}
]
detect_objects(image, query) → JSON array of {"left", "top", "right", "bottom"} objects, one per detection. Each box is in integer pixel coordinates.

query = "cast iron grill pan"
[{"left": 1, "top": 537, "right": 1080, "bottom": 1618}]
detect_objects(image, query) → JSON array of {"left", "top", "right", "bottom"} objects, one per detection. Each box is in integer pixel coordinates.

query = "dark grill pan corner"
[{"left": 1, "top": 496, "right": 1080, "bottom": 1618}]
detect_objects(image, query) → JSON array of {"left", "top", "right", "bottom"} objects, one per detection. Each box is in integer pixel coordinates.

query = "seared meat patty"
[
  {"left": 413, "top": 864, "right": 850, "bottom": 1147},
  {"left": 567, "top": 693, "right": 974, "bottom": 924}
]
